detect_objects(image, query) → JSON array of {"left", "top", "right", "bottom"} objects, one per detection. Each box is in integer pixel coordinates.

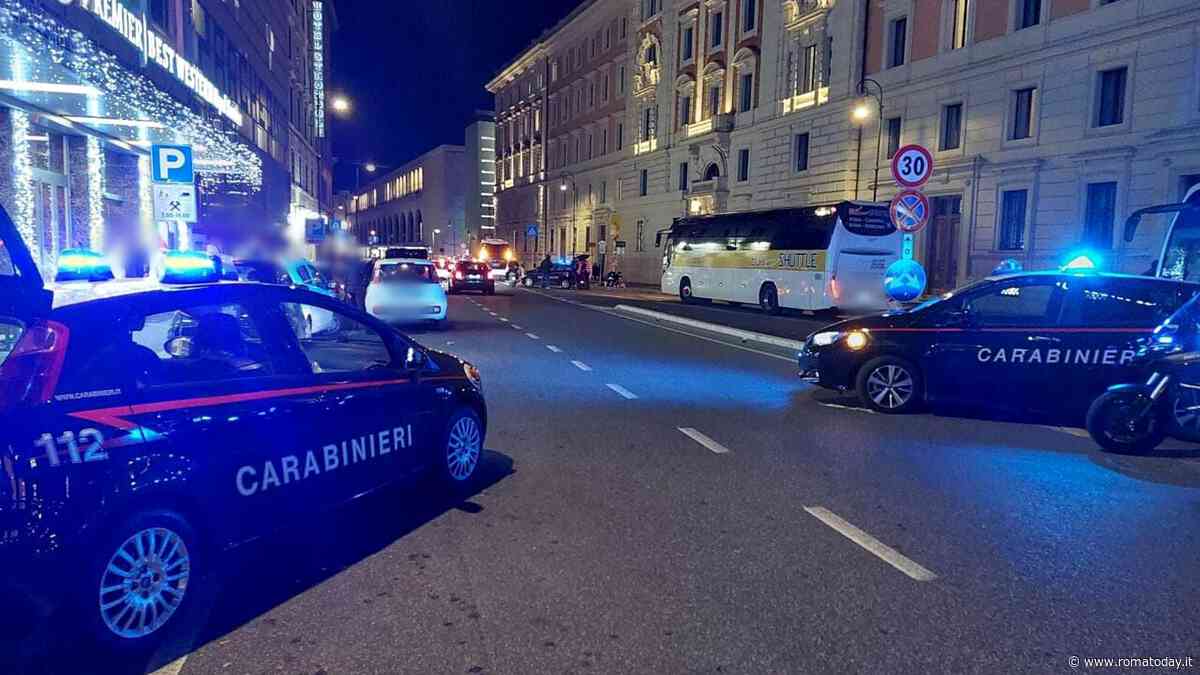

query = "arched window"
[{"left": 703, "top": 163, "right": 721, "bottom": 181}]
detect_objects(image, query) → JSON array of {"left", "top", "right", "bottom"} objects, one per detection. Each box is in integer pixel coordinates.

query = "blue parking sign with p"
[{"left": 151, "top": 145, "right": 194, "bottom": 184}]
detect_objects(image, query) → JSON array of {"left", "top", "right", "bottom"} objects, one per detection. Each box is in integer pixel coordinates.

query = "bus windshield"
[{"left": 1159, "top": 207, "right": 1200, "bottom": 282}]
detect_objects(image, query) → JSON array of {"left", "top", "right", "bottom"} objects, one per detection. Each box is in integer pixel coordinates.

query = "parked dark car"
[
  {"left": 449, "top": 261, "right": 495, "bottom": 295},
  {"left": 522, "top": 263, "right": 576, "bottom": 289}
]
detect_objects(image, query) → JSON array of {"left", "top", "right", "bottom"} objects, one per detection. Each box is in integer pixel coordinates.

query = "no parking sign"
[{"left": 889, "top": 190, "right": 930, "bottom": 234}]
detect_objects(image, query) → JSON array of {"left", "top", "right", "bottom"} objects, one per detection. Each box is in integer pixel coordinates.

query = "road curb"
[{"left": 613, "top": 305, "right": 806, "bottom": 351}]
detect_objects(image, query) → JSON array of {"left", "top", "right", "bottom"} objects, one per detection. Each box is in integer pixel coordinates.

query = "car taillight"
[
  {"left": 0, "top": 320, "right": 70, "bottom": 411},
  {"left": 455, "top": 271, "right": 464, "bottom": 280}
]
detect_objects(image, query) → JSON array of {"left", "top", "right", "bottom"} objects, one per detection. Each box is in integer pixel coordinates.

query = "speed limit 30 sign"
[{"left": 891, "top": 144, "right": 934, "bottom": 188}]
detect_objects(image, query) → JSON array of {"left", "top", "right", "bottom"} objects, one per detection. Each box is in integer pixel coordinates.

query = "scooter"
[
  {"left": 1086, "top": 352, "right": 1200, "bottom": 453},
  {"left": 1086, "top": 292, "right": 1200, "bottom": 453},
  {"left": 604, "top": 271, "right": 624, "bottom": 288}
]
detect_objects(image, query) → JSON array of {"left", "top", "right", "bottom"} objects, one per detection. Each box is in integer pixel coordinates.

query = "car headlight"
[
  {"left": 463, "top": 362, "right": 483, "bottom": 390},
  {"left": 844, "top": 331, "right": 869, "bottom": 350},
  {"left": 812, "top": 331, "right": 841, "bottom": 347}
]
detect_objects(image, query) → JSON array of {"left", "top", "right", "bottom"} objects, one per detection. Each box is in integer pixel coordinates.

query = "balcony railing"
[{"left": 684, "top": 113, "right": 734, "bottom": 139}]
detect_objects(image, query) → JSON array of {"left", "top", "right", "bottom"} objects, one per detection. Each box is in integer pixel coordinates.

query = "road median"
[{"left": 613, "top": 304, "right": 806, "bottom": 351}]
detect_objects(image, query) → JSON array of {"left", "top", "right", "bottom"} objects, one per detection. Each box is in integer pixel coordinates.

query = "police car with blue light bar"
[
  {"left": 799, "top": 268, "right": 1200, "bottom": 419},
  {"left": 0, "top": 206, "right": 487, "bottom": 651}
]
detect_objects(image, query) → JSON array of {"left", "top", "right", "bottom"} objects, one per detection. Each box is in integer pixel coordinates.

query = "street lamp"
[
  {"left": 331, "top": 95, "right": 351, "bottom": 116},
  {"left": 853, "top": 78, "right": 885, "bottom": 202},
  {"left": 365, "top": 162, "right": 378, "bottom": 174},
  {"left": 433, "top": 228, "right": 442, "bottom": 253},
  {"left": 560, "top": 172, "right": 577, "bottom": 258}
]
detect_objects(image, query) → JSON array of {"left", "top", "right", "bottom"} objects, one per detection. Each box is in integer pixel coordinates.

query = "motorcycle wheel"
[{"left": 1086, "top": 390, "right": 1168, "bottom": 455}]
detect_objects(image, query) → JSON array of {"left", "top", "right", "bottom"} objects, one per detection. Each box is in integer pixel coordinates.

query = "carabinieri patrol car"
[
  {"left": 0, "top": 208, "right": 486, "bottom": 651},
  {"left": 798, "top": 269, "right": 1199, "bottom": 416}
]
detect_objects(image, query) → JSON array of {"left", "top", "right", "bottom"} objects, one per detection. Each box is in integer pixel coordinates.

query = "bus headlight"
[
  {"left": 812, "top": 331, "right": 841, "bottom": 347},
  {"left": 844, "top": 331, "right": 869, "bottom": 351}
]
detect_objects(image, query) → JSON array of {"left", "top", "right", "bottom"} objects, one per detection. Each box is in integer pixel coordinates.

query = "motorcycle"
[{"left": 1086, "top": 293, "right": 1200, "bottom": 453}]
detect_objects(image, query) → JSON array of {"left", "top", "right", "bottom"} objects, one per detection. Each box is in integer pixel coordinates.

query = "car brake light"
[
  {"left": 455, "top": 271, "right": 464, "bottom": 280},
  {"left": 0, "top": 320, "right": 70, "bottom": 410}
]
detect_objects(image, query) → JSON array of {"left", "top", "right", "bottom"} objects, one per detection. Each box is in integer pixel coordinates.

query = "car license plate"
[{"left": 469, "top": 275, "right": 481, "bottom": 279}]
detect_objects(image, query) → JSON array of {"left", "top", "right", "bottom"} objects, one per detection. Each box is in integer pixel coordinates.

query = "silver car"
[{"left": 365, "top": 259, "right": 448, "bottom": 328}]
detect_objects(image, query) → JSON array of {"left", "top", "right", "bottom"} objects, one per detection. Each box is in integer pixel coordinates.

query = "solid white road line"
[
  {"left": 546, "top": 345, "right": 563, "bottom": 353},
  {"left": 525, "top": 332, "right": 541, "bottom": 340},
  {"left": 677, "top": 427, "right": 732, "bottom": 454},
  {"left": 148, "top": 655, "right": 189, "bottom": 675},
  {"left": 614, "top": 304, "right": 805, "bottom": 351},
  {"left": 606, "top": 383, "right": 638, "bottom": 399},
  {"left": 803, "top": 507, "right": 938, "bottom": 582},
  {"left": 571, "top": 360, "right": 593, "bottom": 372}
]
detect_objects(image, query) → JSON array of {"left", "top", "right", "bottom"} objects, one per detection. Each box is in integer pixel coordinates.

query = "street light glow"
[
  {"left": 365, "top": 163, "right": 377, "bottom": 173},
  {"left": 331, "top": 96, "right": 351, "bottom": 114},
  {"left": 560, "top": 183, "right": 568, "bottom": 191},
  {"left": 852, "top": 103, "right": 871, "bottom": 121}
]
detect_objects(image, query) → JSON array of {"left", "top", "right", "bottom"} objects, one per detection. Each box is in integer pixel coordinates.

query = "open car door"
[{"left": 0, "top": 204, "right": 52, "bottom": 365}]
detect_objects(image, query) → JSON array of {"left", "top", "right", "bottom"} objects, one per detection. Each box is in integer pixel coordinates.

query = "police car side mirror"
[{"left": 404, "top": 347, "right": 427, "bottom": 371}]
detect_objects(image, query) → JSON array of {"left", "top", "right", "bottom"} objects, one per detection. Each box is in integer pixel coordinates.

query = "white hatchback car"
[{"left": 365, "top": 259, "right": 448, "bottom": 327}]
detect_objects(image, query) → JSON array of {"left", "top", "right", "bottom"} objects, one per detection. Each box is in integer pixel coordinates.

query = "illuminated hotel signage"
[
  {"left": 74, "top": 0, "right": 244, "bottom": 126},
  {"left": 312, "top": 0, "right": 325, "bottom": 138}
]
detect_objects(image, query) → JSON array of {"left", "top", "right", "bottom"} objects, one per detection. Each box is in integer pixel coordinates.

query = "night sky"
[{"left": 329, "top": 0, "right": 581, "bottom": 191}]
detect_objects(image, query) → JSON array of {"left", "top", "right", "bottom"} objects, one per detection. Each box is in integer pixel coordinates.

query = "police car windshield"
[{"left": 909, "top": 278, "right": 992, "bottom": 312}]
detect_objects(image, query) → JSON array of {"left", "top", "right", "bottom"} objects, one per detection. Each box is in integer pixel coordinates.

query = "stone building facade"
[{"left": 492, "top": 0, "right": 1200, "bottom": 289}]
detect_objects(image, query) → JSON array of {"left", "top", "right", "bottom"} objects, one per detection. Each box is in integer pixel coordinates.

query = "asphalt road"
[{"left": 16, "top": 286, "right": 1200, "bottom": 674}]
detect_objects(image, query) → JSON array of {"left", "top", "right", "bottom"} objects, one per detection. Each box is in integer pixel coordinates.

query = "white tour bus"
[
  {"left": 1124, "top": 183, "right": 1200, "bottom": 281},
  {"left": 658, "top": 202, "right": 902, "bottom": 313}
]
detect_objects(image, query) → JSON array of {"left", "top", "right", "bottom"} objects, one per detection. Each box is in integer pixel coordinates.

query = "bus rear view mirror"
[
  {"left": 655, "top": 232, "right": 664, "bottom": 248},
  {"left": 1123, "top": 203, "right": 1189, "bottom": 243}
]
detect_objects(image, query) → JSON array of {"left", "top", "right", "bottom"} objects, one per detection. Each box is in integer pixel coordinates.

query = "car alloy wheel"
[
  {"left": 446, "top": 414, "right": 482, "bottom": 481},
  {"left": 98, "top": 527, "right": 190, "bottom": 640},
  {"left": 1171, "top": 385, "right": 1200, "bottom": 441},
  {"left": 865, "top": 364, "right": 915, "bottom": 410}
]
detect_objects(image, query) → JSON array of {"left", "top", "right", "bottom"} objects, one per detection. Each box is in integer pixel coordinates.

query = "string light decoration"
[
  {"left": 9, "top": 109, "right": 38, "bottom": 265},
  {"left": 86, "top": 135, "right": 104, "bottom": 249},
  {"left": 0, "top": 0, "right": 263, "bottom": 190}
]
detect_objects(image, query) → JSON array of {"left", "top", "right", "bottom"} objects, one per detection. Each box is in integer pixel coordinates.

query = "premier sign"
[{"left": 74, "top": 0, "right": 244, "bottom": 126}]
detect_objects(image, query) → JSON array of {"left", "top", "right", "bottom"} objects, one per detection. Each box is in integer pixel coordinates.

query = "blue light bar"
[
  {"left": 1062, "top": 249, "right": 1101, "bottom": 271},
  {"left": 161, "top": 251, "right": 219, "bottom": 284},
  {"left": 55, "top": 248, "right": 114, "bottom": 282}
]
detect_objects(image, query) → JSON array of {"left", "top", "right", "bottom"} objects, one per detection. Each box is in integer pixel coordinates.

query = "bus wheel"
[
  {"left": 759, "top": 284, "right": 781, "bottom": 315},
  {"left": 679, "top": 279, "right": 696, "bottom": 304}
]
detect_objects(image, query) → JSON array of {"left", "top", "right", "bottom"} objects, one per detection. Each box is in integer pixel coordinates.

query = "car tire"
[
  {"left": 679, "top": 278, "right": 696, "bottom": 304},
  {"left": 434, "top": 407, "right": 485, "bottom": 491},
  {"left": 83, "top": 510, "right": 203, "bottom": 653},
  {"left": 759, "top": 283, "right": 781, "bottom": 316},
  {"left": 1086, "top": 390, "right": 1167, "bottom": 454},
  {"left": 485, "top": 286, "right": 495, "bottom": 296},
  {"left": 856, "top": 356, "right": 923, "bottom": 414}
]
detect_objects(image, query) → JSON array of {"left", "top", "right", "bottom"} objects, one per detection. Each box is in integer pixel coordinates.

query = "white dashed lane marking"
[
  {"left": 546, "top": 345, "right": 563, "bottom": 353},
  {"left": 525, "top": 333, "right": 541, "bottom": 340},
  {"left": 512, "top": 325, "right": 524, "bottom": 330},
  {"left": 606, "top": 383, "right": 638, "bottom": 400},
  {"left": 571, "top": 360, "right": 593, "bottom": 372},
  {"left": 498, "top": 317, "right": 510, "bottom": 323},
  {"left": 677, "top": 427, "right": 732, "bottom": 454},
  {"left": 803, "top": 506, "right": 938, "bottom": 582}
]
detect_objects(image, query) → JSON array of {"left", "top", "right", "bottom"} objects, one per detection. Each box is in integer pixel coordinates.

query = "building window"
[
  {"left": 645, "top": 43, "right": 657, "bottom": 65},
  {"left": 679, "top": 94, "right": 692, "bottom": 127},
  {"left": 940, "top": 103, "right": 963, "bottom": 151},
  {"left": 1095, "top": 67, "right": 1127, "bottom": 127},
  {"left": 737, "top": 148, "right": 750, "bottom": 182},
  {"left": 738, "top": 72, "right": 753, "bottom": 112},
  {"left": 1016, "top": 0, "right": 1041, "bottom": 30},
  {"left": 636, "top": 220, "right": 647, "bottom": 252},
  {"left": 618, "top": 66, "right": 626, "bottom": 94},
  {"left": 148, "top": 0, "right": 170, "bottom": 30},
  {"left": 1084, "top": 182, "right": 1118, "bottom": 248},
  {"left": 711, "top": 11, "right": 724, "bottom": 48},
  {"left": 1011, "top": 87, "right": 1035, "bottom": 140},
  {"left": 822, "top": 37, "right": 833, "bottom": 86},
  {"left": 682, "top": 25, "right": 694, "bottom": 62},
  {"left": 998, "top": 189, "right": 1028, "bottom": 250},
  {"left": 621, "top": 17, "right": 628, "bottom": 38},
  {"left": 600, "top": 180, "right": 607, "bottom": 203},
  {"left": 679, "top": 162, "right": 689, "bottom": 192},
  {"left": 801, "top": 44, "right": 818, "bottom": 93},
  {"left": 949, "top": 0, "right": 969, "bottom": 49},
  {"left": 640, "top": 169, "right": 649, "bottom": 196},
  {"left": 601, "top": 128, "right": 608, "bottom": 154},
  {"left": 708, "top": 84, "right": 721, "bottom": 116},
  {"left": 794, "top": 133, "right": 810, "bottom": 172},
  {"left": 888, "top": 17, "right": 907, "bottom": 68},
  {"left": 742, "top": 0, "right": 757, "bottom": 33},
  {"left": 641, "top": 0, "right": 659, "bottom": 21},
  {"left": 886, "top": 117, "right": 902, "bottom": 158},
  {"left": 617, "top": 122, "right": 624, "bottom": 148}
]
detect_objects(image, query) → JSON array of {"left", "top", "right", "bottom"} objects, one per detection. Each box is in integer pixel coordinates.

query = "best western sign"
[{"left": 66, "top": 0, "right": 244, "bottom": 126}]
